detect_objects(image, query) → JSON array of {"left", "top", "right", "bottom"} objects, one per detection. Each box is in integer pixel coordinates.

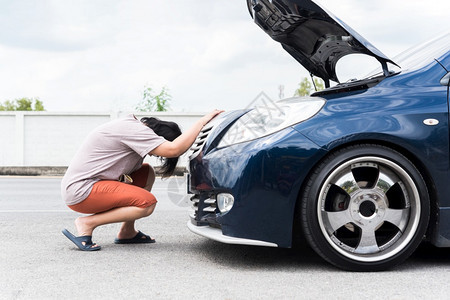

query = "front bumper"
[
  {"left": 186, "top": 125, "right": 326, "bottom": 248},
  {"left": 187, "top": 221, "right": 277, "bottom": 247}
]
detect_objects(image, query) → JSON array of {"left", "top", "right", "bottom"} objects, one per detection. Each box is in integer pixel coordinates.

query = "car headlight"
[{"left": 218, "top": 97, "right": 325, "bottom": 147}]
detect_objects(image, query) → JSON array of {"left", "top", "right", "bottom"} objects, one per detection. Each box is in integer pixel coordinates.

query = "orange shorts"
[{"left": 68, "top": 164, "right": 157, "bottom": 214}]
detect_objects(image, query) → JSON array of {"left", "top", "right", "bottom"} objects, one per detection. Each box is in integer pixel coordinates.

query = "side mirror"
[{"left": 441, "top": 72, "right": 450, "bottom": 86}]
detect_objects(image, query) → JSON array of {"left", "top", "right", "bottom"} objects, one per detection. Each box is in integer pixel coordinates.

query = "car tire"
[{"left": 300, "top": 144, "right": 430, "bottom": 271}]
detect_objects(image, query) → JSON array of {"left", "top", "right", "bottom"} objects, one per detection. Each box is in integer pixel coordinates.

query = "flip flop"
[
  {"left": 62, "top": 229, "right": 101, "bottom": 251},
  {"left": 114, "top": 230, "right": 156, "bottom": 244}
]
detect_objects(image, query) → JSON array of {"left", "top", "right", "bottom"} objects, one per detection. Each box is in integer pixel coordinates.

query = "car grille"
[
  {"left": 189, "top": 124, "right": 214, "bottom": 160},
  {"left": 189, "top": 194, "right": 220, "bottom": 227}
]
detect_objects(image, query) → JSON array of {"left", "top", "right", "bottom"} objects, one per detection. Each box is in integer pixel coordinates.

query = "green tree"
[
  {"left": 294, "top": 77, "right": 325, "bottom": 96},
  {"left": 0, "top": 100, "right": 15, "bottom": 111},
  {"left": 0, "top": 97, "right": 45, "bottom": 111},
  {"left": 34, "top": 99, "right": 45, "bottom": 111},
  {"left": 294, "top": 78, "right": 312, "bottom": 96},
  {"left": 136, "top": 86, "right": 171, "bottom": 112}
]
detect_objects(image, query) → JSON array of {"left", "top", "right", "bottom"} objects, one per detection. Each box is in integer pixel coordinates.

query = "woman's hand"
[{"left": 200, "top": 109, "right": 224, "bottom": 126}]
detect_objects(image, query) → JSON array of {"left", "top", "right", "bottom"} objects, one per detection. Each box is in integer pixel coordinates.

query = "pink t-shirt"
[{"left": 61, "top": 114, "right": 166, "bottom": 205}]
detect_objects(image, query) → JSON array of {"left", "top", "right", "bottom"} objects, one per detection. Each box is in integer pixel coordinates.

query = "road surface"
[{"left": 0, "top": 176, "right": 449, "bottom": 299}]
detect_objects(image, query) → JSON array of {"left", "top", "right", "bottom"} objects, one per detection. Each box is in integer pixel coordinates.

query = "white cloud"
[
  {"left": 318, "top": 0, "right": 450, "bottom": 55},
  {"left": 0, "top": 0, "right": 448, "bottom": 113}
]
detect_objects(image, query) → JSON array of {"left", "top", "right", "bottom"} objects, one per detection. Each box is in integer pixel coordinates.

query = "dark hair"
[{"left": 141, "top": 117, "right": 182, "bottom": 178}]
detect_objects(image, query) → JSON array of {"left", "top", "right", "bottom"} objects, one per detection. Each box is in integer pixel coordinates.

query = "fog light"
[{"left": 217, "top": 193, "right": 234, "bottom": 213}]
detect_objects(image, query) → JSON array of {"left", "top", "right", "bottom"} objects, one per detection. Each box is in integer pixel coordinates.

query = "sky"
[{"left": 0, "top": 0, "right": 448, "bottom": 113}]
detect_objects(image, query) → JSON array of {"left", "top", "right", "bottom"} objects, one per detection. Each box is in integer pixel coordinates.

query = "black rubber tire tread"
[{"left": 300, "top": 143, "right": 430, "bottom": 271}]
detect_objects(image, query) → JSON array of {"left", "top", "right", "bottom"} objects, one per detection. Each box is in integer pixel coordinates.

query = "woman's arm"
[{"left": 150, "top": 109, "right": 223, "bottom": 158}]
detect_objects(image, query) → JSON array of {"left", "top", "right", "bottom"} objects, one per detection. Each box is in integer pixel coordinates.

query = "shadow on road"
[
  {"left": 408, "top": 242, "right": 450, "bottom": 264},
  {"left": 191, "top": 239, "right": 333, "bottom": 271},
  {"left": 191, "top": 240, "right": 450, "bottom": 272}
]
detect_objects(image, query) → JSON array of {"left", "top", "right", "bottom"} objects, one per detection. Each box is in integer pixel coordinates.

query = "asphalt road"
[{"left": 1, "top": 176, "right": 449, "bottom": 299}]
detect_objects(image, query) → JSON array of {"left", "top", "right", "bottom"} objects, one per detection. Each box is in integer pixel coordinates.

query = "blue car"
[{"left": 187, "top": 0, "right": 450, "bottom": 271}]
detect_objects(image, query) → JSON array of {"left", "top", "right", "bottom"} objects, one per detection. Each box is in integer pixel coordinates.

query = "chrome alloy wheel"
[{"left": 317, "top": 156, "right": 421, "bottom": 262}]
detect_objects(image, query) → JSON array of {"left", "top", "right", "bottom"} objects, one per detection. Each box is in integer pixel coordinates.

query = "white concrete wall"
[
  {"left": 0, "top": 111, "right": 204, "bottom": 167},
  {"left": 0, "top": 113, "right": 17, "bottom": 165}
]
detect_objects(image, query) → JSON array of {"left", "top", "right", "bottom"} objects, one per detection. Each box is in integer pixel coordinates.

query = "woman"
[{"left": 61, "top": 110, "right": 223, "bottom": 251}]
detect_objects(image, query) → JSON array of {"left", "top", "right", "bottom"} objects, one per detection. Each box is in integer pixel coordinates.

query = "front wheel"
[{"left": 301, "top": 144, "right": 430, "bottom": 271}]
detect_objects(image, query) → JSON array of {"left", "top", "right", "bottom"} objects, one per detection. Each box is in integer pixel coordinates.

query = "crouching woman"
[{"left": 61, "top": 110, "right": 222, "bottom": 251}]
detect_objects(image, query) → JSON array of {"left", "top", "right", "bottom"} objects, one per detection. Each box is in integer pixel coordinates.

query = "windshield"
[
  {"left": 362, "top": 32, "right": 450, "bottom": 80},
  {"left": 393, "top": 32, "right": 450, "bottom": 71}
]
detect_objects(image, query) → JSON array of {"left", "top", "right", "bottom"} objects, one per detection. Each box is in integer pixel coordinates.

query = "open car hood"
[{"left": 247, "top": 0, "right": 397, "bottom": 86}]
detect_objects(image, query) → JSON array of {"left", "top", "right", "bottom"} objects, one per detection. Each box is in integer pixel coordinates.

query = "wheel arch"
[{"left": 292, "top": 138, "right": 438, "bottom": 247}]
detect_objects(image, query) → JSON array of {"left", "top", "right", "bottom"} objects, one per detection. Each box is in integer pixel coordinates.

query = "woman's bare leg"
[
  {"left": 116, "top": 166, "right": 157, "bottom": 239},
  {"left": 143, "top": 165, "right": 156, "bottom": 191},
  {"left": 75, "top": 204, "right": 156, "bottom": 237},
  {"left": 74, "top": 166, "right": 158, "bottom": 240}
]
